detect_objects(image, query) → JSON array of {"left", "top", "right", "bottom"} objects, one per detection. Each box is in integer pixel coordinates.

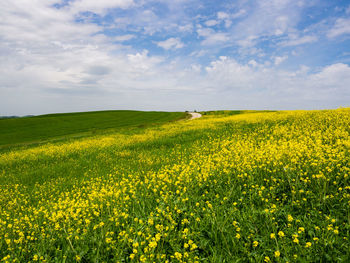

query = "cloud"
[
  {"left": 204, "top": 20, "right": 219, "bottom": 27},
  {"left": 156, "top": 38, "right": 184, "bottom": 50},
  {"left": 202, "top": 57, "right": 350, "bottom": 109},
  {"left": 86, "top": 66, "right": 111, "bottom": 75},
  {"left": 217, "top": 12, "right": 229, "bottom": 20},
  {"left": 309, "top": 63, "right": 350, "bottom": 86},
  {"left": 68, "top": 0, "right": 135, "bottom": 15},
  {"left": 113, "top": 34, "right": 136, "bottom": 41},
  {"left": 178, "top": 23, "right": 193, "bottom": 33},
  {"left": 231, "top": 0, "right": 308, "bottom": 47},
  {"left": 280, "top": 35, "right": 318, "bottom": 46},
  {"left": 274, "top": 56, "right": 288, "bottom": 65},
  {"left": 197, "top": 28, "right": 229, "bottom": 45},
  {"left": 127, "top": 50, "right": 163, "bottom": 70},
  {"left": 327, "top": 18, "right": 350, "bottom": 38},
  {"left": 0, "top": 1, "right": 101, "bottom": 46},
  {"left": 217, "top": 9, "right": 246, "bottom": 20},
  {"left": 217, "top": 9, "right": 246, "bottom": 29}
]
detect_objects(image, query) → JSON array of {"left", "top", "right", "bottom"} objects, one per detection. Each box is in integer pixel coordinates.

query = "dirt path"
[{"left": 189, "top": 112, "right": 202, "bottom": 120}]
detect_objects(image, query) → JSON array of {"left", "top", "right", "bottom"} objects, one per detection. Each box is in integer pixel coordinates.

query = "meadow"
[
  {"left": 0, "top": 110, "right": 186, "bottom": 148},
  {"left": 0, "top": 109, "right": 349, "bottom": 262}
]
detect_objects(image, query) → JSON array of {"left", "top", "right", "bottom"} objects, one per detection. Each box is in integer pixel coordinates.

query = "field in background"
[
  {"left": 201, "top": 110, "right": 276, "bottom": 116},
  {"left": 0, "top": 109, "right": 349, "bottom": 262},
  {"left": 0, "top": 110, "right": 187, "bottom": 148}
]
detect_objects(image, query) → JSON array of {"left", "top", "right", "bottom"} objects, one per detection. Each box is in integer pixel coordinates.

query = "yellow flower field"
[{"left": 0, "top": 109, "right": 349, "bottom": 262}]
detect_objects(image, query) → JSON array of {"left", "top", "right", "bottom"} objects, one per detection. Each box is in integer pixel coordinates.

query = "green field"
[
  {"left": 0, "top": 109, "right": 349, "bottom": 262},
  {"left": 0, "top": 110, "right": 187, "bottom": 148}
]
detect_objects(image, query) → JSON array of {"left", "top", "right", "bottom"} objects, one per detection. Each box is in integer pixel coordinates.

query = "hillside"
[{"left": 0, "top": 110, "right": 187, "bottom": 148}]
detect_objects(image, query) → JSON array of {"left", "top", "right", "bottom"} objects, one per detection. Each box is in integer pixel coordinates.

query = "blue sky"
[{"left": 1, "top": 0, "right": 350, "bottom": 115}]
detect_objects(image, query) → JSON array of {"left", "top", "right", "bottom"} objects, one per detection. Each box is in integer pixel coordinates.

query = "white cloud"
[
  {"left": 205, "top": 20, "right": 219, "bottom": 27},
  {"left": 202, "top": 57, "right": 350, "bottom": 109},
  {"left": 0, "top": 1, "right": 100, "bottom": 45},
  {"left": 217, "top": 9, "right": 246, "bottom": 20},
  {"left": 280, "top": 35, "right": 318, "bottom": 46},
  {"left": 197, "top": 28, "right": 229, "bottom": 45},
  {"left": 190, "top": 64, "right": 202, "bottom": 72},
  {"left": 178, "top": 23, "right": 193, "bottom": 32},
  {"left": 217, "top": 12, "right": 229, "bottom": 20},
  {"left": 127, "top": 50, "right": 163, "bottom": 70},
  {"left": 327, "top": 18, "right": 350, "bottom": 38},
  {"left": 111, "top": 5, "right": 194, "bottom": 37},
  {"left": 189, "top": 49, "right": 209, "bottom": 57},
  {"left": 248, "top": 60, "right": 258, "bottom": 67},
  {"left": 232, "top": 0, "right": 306, "bottom": 45},
  {"left": 114, "top": 34, "right": 135, "bottom": 41},
  {"left": 309, "top": 63, "right": 350, "bottom": 85},
  {"left": 68, "top": 0, "right": 134, "bottom": 15},
  {"left": 236, "top": 35, "right": 258, "bottom": 48},
  {"left": 231, "top": 9, "right": 247, "bottom": 19},
  {"left": 156, "top": 38, "right": 184, "bottom": 50},
  {"left": 274, "top": 56, "right": 288, "bottom": 65},
  {"left": 217, "top": 9, "right": 246, "bottom": 29},
  {"left": 202, "top": 33, "right": 229, "bottom": 45}
]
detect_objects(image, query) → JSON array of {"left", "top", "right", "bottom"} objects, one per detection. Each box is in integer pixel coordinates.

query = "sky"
[{"left": 1, "top": 0, "right": 350, "bottom": 116}]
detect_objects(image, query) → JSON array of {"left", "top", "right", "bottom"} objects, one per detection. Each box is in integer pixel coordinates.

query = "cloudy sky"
[{"left": 1, "top": 0, "right": 350, "bottom": 115}]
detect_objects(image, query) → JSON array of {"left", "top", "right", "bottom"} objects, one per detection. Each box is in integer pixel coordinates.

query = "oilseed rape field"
[{"left": 1, "top": 109, "right": 350, "bottom": 262}]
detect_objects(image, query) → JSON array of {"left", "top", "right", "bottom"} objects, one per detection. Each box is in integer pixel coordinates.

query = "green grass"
[{"left": 0, "top": 110, "right": 187, "bottom": 148}]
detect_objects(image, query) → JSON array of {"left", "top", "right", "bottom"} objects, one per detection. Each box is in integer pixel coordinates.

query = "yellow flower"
[
  {"left": 129, "top": 254, "right": 135, "bottom": 260},
  {"left": 174, "top": 252, "right": 182, "bottom": 260},
  {"left": 191, "top": 243, "right": 198, "bottom": 251},
  {"left": 236, "top": 233, "right": 241, "bottom": 239},
  {"left": 253, "top": 241, "right": 259, "bottom": 247},
  {"left": 274, "top": 251, "right": 280, "bottom": 258},
  {"left": 1, "top": 255, "right": 11, "bottom": 262},
  {"left": 270, "top": 233, "right": 275, "bottom": 239},
  {"left": 287, "top": 214, "right": 293, "bottom": 222},
  {"left": 75, "top": 255, "right": 81, "bottom": 262},
  {"left": 149, "top": 241, "right": 157, "bottom": 248},
  {"left": 264, "top": 256, "right": 271, "bottom": 262},
  {"left": 33, "top": 255, "right": 39, "bottom": 261},
  {"left": 278, "top": 231, "right": 285, "bottom": 238},
  {"left": 305, "top": 242, "right": 312, "bottom": 248}
]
